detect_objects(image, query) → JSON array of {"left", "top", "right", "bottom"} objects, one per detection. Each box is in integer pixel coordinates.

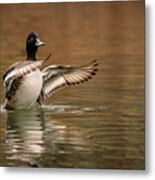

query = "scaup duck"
[{"left": 3, "top": 32, "right": 99, "bottom": 110}]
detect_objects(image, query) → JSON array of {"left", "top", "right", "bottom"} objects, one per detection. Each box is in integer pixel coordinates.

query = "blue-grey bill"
[{"left": 35, "top": 38, "right": 45, "bottom": 46}]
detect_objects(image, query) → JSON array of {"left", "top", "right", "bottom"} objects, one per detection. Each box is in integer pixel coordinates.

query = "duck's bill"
[{"left": 35, "top": 38, "right": 45, "bottom": 46}]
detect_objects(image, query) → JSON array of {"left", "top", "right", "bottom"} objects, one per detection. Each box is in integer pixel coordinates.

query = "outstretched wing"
[
  {"left": 3, "top": 60, "right": 43, "bottom": 100},
  {"left": 41, "top": 60, "right": 99, "bottom": 100}
]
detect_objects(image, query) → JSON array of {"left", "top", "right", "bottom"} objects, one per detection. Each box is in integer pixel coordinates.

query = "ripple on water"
[{"left": 41, "top": 103, "right": 108, "bottom": 115}]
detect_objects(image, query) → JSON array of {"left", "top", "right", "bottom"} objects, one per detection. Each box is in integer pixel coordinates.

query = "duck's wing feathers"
[
  {"left": 3, "top": 54, "right": 52, "bottom": 83},
  {"left": 41, "top": 60, "right": 99, "bottom": 100},
  {"left": 3, "top": 60, "right": 43, "bottom": 83},
  {"left": 3, "top": 60, "right": 43, "bottom": 100}
]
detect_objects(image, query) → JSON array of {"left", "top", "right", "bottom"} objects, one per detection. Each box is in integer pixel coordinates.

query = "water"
[{"left": 0, "top": 1, "right": 144, "bottom": 169}]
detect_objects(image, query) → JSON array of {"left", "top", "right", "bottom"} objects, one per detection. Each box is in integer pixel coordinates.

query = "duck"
[{"left": 3, "top": 32, "right": 99, "bottom": 110}]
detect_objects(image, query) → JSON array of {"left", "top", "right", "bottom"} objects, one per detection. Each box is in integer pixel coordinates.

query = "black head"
[{"left": 26, "top": 32, "right": 45, "bottom": 60}]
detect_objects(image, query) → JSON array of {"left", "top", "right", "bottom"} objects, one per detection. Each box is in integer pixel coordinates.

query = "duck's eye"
[{"left": 29, "top": 37, "right": 35, "bottom": 41}]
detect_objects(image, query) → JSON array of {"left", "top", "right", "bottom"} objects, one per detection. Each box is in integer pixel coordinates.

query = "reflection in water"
[
  {"left": 5, "top": 105, "right": 93, "bottom": 167},
  {"left": 6, "top": 108, "right": 45, "bottom": 166},
  {"left": 2, "top": 101, "right": 144, "bottom": 169}
]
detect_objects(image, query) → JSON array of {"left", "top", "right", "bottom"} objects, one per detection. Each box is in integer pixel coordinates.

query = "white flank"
[{"left": 13, "top": 70, "right": 43, "bottom": 108}]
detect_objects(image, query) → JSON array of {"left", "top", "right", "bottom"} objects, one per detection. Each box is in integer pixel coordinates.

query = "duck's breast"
[{"left": 14, "top": 69, "right": 43, "bottom": 108}]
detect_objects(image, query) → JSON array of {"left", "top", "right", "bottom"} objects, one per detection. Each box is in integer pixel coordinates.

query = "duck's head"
[{"left": 26, "top": 32, "right": 45, "bottom": 60}]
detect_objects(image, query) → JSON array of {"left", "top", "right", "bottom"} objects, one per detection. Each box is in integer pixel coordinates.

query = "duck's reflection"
[
  {"left": 6, "top": 107, "right": 45, "bottom": 165},
  {"left": 5, "top": 105, "right": 92, "bottom": 168}
]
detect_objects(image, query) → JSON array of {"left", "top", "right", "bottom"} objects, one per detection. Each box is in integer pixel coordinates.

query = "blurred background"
[{"left": 0, "top": 1, "right": 144, "bottom": 169}]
